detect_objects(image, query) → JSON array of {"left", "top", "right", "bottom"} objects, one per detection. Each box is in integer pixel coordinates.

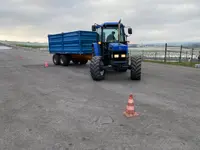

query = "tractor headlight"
[
  {"left": 121, "top": 54, "right": 126, "bottom": 58},
  {"left": 114, "top": 54, "right": 119, "bottom": 58}
]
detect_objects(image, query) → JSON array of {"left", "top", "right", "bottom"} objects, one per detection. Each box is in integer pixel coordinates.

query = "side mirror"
[
  {"left": 128, "top": 28, "right": 132, "bottom": 34},
  {"left": 92, "top": 25, "right": 96, "bottom": 31}
]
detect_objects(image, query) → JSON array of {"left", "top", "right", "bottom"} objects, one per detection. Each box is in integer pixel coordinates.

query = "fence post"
[
  {"left": 179, "top": 45, "right": 182, "bottom": 62},
  {"left": 164, "top": 43, "right": 167, "bottom": 62},
  {"left": 191, "top": 48, "right": 194, "bottom": 63},
  {"left": 155, "top": 52, "right": 157, "bottom": 60},
  {"left": 198, "top": 51, "right": 200, "bottom": 62},
  {"left": 142, "top": 50, "right": 144, "bottom": 60},
  {"left": 186, "top": 51, "right": 188, "bottom": 60}
]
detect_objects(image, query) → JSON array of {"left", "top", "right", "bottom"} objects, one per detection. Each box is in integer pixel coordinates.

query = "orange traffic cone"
[
  {"left": 44, "top": 61, "right": 48, "bottom": 67},
  {"left": 123, "top": 94, "right": 139, "bottom": 117}
]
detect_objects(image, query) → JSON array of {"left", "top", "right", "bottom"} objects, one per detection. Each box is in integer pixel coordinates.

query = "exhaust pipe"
[{"left": 118, "top": 19, "right": 121, "bottom": 44}]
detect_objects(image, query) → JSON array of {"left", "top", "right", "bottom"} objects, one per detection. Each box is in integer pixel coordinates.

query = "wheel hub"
[
  {"left": 99, "top": 61, "right": 105, "bottom": 75},
  {"left": 60, "top": 59, "right": 63, "bottom": 64},
  {"left": 100, "top": 70, "right": 104, "bottom": 76},
  {"left": 54, "top": 58, "right": 57, "bottom": 63}
]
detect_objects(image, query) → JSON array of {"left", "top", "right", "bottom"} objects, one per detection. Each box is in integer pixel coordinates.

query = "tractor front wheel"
[
  {"left": 130, "top": 56, "right": 142, "bottom": 80},
  {"left": 90, "top": 56, "right": 105, "bottom": 81}
]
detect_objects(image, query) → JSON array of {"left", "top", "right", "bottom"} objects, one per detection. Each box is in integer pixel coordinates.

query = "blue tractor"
[{"left": 90, "top": 20, "right": 142, "bottom": 81}]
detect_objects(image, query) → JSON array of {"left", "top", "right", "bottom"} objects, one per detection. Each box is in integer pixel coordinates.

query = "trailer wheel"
[
  {"left": 52, "top": 54, "right": 60, "bottom": 65},
  {"left": 130, "top": 56, "right": 142, "bottom": 80},
  {"left": 80, "top": 60, "right": 88, "bottom": 65},
  {"left": 60, "top": 55, "right": 70, "bottom": 66},
  {"left": 90, "top": 56, "right": 105, "bottom": 81}
]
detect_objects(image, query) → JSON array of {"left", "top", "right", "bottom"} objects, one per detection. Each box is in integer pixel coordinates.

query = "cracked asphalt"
[{"left": 0, "top": 45, "right": 200, "bottom": 150}]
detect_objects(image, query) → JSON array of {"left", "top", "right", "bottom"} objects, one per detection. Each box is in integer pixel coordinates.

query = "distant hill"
[{"left": 0, "top": 40, "right": 48, "bottom": 46}]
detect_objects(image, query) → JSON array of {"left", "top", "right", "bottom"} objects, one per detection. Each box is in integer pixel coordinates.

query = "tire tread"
[
  {"left": 90, "top": 56, "right": 105, "bottom": 81},
  {"left": 130, "top": 56, "right": 142, "bottom": 80}
]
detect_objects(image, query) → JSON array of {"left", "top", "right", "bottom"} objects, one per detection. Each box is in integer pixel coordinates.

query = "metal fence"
[{"left": 129, "top": 43, "right": 200, "bottom": 63}]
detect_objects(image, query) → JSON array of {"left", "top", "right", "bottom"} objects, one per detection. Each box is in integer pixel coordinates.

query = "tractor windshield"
[{"left": 100, "top": 26, "right": 125, "bottom": 43}]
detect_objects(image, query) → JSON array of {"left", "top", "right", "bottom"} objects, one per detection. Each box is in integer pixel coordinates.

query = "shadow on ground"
[{"left": 22, "top": 62, "right": 142, "bottom": 83}]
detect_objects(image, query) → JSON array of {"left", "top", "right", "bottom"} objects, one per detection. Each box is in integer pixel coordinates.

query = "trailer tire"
[
  {"left": 60, "top": 55, "right": 70, "bottom": 66},
  {"left": 90, "top": 56, "right": 105, "bottom": 81},
  {"left": 52, "top": 54, "right": 60, "bottom": 65},
  {"left": 130, "top": 56, "right": 142, "bottom": 80},
  {"left": 80, "top": 60, "right": 88, "bottom": 65}
]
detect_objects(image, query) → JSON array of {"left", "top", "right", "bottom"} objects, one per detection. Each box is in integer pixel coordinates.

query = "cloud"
[{"left": 0, "top": 0, "right": 200, "bottom": 43}]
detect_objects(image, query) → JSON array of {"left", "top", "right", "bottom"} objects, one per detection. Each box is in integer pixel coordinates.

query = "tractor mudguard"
[{"left": 92, "top": 43, "right": 101, "bottom": 56}]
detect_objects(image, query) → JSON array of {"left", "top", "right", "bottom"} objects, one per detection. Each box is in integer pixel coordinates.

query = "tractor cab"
[
  {"left": 90, "top": 20, "right": 141, "bottom": 81},
  {"left": 92, "top": 21, "right": 132, "bottom": 44},
  {"left": 91, "top": 21, "right": 132, "bottom": 66}
]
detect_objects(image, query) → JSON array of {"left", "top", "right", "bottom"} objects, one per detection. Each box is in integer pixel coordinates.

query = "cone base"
[{"left": 123, "top": 111, "right": 139, "bottom": 118}]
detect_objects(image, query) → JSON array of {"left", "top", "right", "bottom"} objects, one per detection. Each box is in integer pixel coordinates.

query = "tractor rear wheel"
[
  {"left": 130, "top": 56, "right": 142, "bottom": 80},
  {"left": 90, "top": 56, "right": 105, "bottom": 81}
]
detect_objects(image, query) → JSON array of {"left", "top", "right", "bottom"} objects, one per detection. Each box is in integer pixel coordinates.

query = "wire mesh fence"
[{"left": 129, "top": 43, "right": 200, "bottom": 63}]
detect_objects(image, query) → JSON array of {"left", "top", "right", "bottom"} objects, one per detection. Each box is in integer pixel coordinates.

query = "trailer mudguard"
[{"left": 92, "top": 43, "right": 101, "bottom": 56}]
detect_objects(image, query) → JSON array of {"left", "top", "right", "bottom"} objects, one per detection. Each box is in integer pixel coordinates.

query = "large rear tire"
[
  {"left": 130, "top": 56, "right": 142, "bottom": 80},
  {"left": 60, "top": 55, "right": 70, "bottom": 66},
  {"left": 52, "top": 54, "right": 60, "bottom": 65},
  {"left": 90, "top": 56, "right": 105, "bottom": 81}
]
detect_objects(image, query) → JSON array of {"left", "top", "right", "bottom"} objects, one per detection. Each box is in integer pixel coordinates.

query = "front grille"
[{"left": 112, "top": 51, "right": 126, "bottom": 54}]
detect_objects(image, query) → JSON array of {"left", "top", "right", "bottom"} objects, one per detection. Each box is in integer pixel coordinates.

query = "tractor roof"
[
  {"left": 102, "top": 22, "right": 124, "bottom": 26},
  {"left": 95, "top": 22, "right": 124, "bottom": 28}
]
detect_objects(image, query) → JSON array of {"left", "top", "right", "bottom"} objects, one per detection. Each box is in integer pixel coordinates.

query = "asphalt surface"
[{"left": 0, "top": 46, "right": 200, "bottom": 150}]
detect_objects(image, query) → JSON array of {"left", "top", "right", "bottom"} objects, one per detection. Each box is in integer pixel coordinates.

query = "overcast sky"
[{"left": 0, "top": 0, "right": 200, "bottom": 43}]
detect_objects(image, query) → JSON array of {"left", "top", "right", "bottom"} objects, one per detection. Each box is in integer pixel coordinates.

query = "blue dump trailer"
[
  {"left": 47, "top": 20, "right": 142, "bottom": 81},
  {"left": 48, "top": 30, "right": 97, "bottom": 65}
]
